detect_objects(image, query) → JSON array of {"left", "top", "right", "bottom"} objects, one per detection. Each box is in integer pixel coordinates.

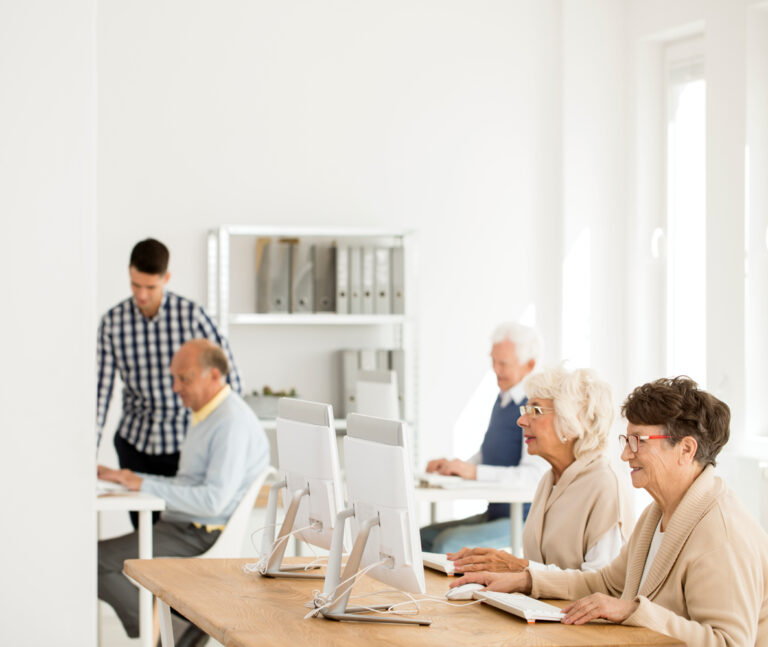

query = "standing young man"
[{"left": 96, "top": 239, "right": 241, "bottom": 524}]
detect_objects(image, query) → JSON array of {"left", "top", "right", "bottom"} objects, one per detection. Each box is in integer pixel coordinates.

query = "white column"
[{"left": 0, "top": 2, "right": 98, "bottom": 645}]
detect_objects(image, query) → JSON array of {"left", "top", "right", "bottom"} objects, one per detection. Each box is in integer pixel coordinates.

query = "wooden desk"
[
  {"left": 414, "top": 485, "right": 535, "bottom": 556},
  {"left": 97, "top": 491, "right": 165, "bottom": 647},
  {"left": 124, "top": 557, "right": 683, "bottom": 647}
]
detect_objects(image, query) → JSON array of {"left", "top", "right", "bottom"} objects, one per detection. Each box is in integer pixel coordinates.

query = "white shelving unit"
[{"left": 206, "top": 225, "right": 417, "bottom": 460}]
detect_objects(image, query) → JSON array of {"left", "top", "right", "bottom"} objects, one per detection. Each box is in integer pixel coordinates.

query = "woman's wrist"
[{"left": 521, "top": 570, "right": 533, "bottom": 594}]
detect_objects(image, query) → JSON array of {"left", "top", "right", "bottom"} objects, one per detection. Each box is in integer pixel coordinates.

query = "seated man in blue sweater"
[
  {"left": 97, "top": 339, "right": 269, "bottom": 639},
  {"left": 420, "top": 322, "right": 548, "bottom": 554}
]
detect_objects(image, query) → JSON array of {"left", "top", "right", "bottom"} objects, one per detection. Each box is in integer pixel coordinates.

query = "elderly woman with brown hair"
[
  {"left": 451, "top": 376, "right": 768, "bottom": 647},
  {"left": 449, "top": 365, "right": 634, "bottom": 574}
]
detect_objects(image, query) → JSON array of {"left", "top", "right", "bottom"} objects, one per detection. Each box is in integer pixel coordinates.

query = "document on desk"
[{"left": 97, "top": 479, "right": 129, "bottom": 495}]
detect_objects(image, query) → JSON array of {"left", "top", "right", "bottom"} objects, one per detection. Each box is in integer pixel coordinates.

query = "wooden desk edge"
[
  {"left": 124, "top": 559, "right": 232, "bottom": 646},
  {"left": 124, "top": 558, "right": 685, "bottom": 647}
]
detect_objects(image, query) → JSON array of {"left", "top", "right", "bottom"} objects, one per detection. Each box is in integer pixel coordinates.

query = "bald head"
[{"left": 171, "top": 340, "right": 228, "bottom": 411}]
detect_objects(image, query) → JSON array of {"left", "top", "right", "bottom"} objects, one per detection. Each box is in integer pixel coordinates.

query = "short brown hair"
[
  {"left": 130, "top": 239, "right": 169, "bottom": 275},
  {"left": 621, "top": 376, "right": 730, "bottom": 467}
]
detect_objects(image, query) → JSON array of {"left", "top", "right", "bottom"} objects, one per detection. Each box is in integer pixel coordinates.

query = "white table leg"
[
  {"left": 137, "top": 510, "right": 153, "bottom": 647},
  {"left": 157, "top": 599, "right": 174, "bottom": 647},
  {"left": 510, "top": 502, "right": 523, "bottom": 557},
  {"left": 430, "top": 501, "right": 437, "bottom": 524}
]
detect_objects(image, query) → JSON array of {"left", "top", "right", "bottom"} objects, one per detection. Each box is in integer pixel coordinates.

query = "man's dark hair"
[
  {"left": 129, "top": 239, "right": 170, "bottom": 275},
  {"left": 621, "top": 376, "right": 730, "bottom": 467}
]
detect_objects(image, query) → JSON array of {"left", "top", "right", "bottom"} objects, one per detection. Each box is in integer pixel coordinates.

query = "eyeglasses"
[
  {"left": 618, "top": 434, "right": 672, "bottom": 453},
  {"left": 519, "top": 404, "right": 555, "bottom": 418}
]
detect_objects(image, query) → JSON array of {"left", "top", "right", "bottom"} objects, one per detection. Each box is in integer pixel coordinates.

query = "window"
[{"left": 665, "top": 38, "right": 706, "bottom": 385}]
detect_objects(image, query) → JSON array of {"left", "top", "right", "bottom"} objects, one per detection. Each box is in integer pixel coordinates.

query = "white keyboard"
[
  {"left": 474, "top": 591, "right": 565, "bottom": 623},
  {"left": 415, "top": 472, "right": 493, "bottom": 489},
  {"left": 421, "top": 551, "right": 455, "bottom": 575}
]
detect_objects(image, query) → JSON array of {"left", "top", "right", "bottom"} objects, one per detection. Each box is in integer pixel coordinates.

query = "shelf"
[
  {"left": 229, "top": 313, "right": 408, "bottom": 325},
  {"left": 208, "top": 225, "right": 419, "bottom": 465},
  {"left": 220, "top": 225, "right": 412, "bottom": 238}
]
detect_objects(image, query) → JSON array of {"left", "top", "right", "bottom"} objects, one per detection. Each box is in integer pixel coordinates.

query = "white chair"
[{"left": 200, "top": 465, "right": 277, "bottom": 558}]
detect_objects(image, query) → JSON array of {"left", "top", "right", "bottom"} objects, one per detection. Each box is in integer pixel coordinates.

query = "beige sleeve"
[
  {"left": 623, "top": 546, "right": 760, "bottom": 647},
  {"left": 530, "top": 540, "right": 630, "bottom": 600}
]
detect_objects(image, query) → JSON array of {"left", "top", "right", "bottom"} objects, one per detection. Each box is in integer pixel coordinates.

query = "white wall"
[
  {"left": 561, "top": 0, "right": 628, "bottom": 395},
  {"left": 0, "top": 2, "right": 97, "bottom": 645},
  {"left": 96, "top": 0, "right": 564, "bottom": 466}
]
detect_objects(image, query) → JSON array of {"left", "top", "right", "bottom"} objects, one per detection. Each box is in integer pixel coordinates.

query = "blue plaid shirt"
[{"left": 96, "top": 291, "right": 242, "bottom": 455}]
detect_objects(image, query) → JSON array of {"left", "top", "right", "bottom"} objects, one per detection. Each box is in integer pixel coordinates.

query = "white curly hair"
[{"left": 523, "top": 364, "right": 614, "bottom": 460}]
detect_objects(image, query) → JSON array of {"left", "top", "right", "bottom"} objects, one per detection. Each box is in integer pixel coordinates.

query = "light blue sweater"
[{"left": 140, "top": 391, "right": 270, "bottom": 526}]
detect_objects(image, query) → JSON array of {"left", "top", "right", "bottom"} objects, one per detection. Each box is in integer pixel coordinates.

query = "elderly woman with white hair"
[{"left": 449, "top": 365, "right": 633, "bottom": 573}]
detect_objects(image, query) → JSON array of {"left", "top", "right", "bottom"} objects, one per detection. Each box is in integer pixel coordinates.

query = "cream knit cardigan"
[
  {"left": 529, "top": 465, "right": 768, "bottom": 646},
  {"left": 523, "top": 454, "right": 634, "bottom": 569}
]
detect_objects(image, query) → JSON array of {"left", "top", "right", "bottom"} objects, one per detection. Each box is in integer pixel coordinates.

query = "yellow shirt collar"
[{"left": 192, "top": 384, "right": 231, "bottom": 425}]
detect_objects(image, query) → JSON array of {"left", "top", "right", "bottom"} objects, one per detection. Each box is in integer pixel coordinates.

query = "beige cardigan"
[
  {"left": 529, "top": 466, "right": 768, "bottom": 646},
  {"left": 523, "top": 455, "right": 634, "bottom": 569}
]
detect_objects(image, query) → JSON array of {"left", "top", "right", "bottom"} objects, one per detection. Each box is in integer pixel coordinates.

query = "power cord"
[
  {"left": 243, "top": 521, "right": 321, "bottom": 575},
  {"left": 304, "top": 559, "right": 389, "bottom": 619}
]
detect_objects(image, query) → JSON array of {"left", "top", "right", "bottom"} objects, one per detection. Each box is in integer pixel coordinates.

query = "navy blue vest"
[{"left": 480, "top": 395, "right": 528, "bottom": 521}]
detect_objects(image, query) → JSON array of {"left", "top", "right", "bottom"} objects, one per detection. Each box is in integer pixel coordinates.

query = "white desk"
[
  {"left": 96, "top": 491, "right": 165, "bottom": 647},
  {"left": 414, "top": 485, "right": 535, "bottom": 556}
]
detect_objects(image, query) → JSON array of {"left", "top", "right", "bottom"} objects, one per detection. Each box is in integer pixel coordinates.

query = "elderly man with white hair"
[{"left": 420, "top": 322, "right": 549, "bottom": 553}]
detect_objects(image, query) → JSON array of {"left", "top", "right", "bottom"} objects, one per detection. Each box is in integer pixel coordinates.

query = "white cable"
[
  {"left": 343, "top": 589, "right": 484, "bottom": 617},
  {"left": 303, "top": 559, "right": 389, "bottom": 619},
  {"left": 247, "top": 520, "right": 278, "bottom": 552},
  {"left": 242, "top": 523, "right": 319, "bottom": 575}
]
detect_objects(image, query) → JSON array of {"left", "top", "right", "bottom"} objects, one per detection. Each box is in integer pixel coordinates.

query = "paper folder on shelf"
[
  {"left": 256, "top": 237, "right": 291, "bottom": 313},
  {"left": 340, "top": 349, "right": 359, "bottom": 416},
  {"left": 374, "top": 247, "right": 391, "bottom": 314},
  {"left": 391, "top": 246, "right": 405, "bottom": 314},
  {"left": 291, "top": 241, "right": 314, "bottom": 313},
  {"left": 312, "top": 244, "right": 337, "bottom": 312},
  {"left": 349, "top": 246, "right": 362, "bottom": 315},
  {"left": 355, "top": 369, "right": 399, "bottom": 420},
  {"left": 390, "top": 349, "right": 406, "bottom": 419},
  {"left": 336, "top": 244, "right": 349, "bottom": 314},
  {"left": 361, "top": 246, "right": 375, "bottom": 315},
  {"left": 376, "top": 349, "right": 390, "bottom": 371},
  {"left": 358, "top": 348, "right": 377, "bottom": 371}
]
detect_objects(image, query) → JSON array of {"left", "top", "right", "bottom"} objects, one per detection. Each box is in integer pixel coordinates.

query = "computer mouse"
[{"left": 445, "top": 582, "right": 485, "bottom": 600}]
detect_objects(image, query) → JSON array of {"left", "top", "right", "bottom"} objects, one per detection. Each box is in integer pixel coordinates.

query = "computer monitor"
[
  {"left": 260, "top": 398, "right": 345, "bottom": 579},
  {"left": 354, "top": 369, "right": 400, "bottom": 420},
  {"left": 319, "top": 413, "right": 429, "bottom": 625}
]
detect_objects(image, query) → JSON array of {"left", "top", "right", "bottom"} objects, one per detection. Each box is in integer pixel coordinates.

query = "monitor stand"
[
  {"left": 259, "top": 479, "right": 324, "bottom": 579},
  {"left": 319, "top": 510, "right": 431, "bottom": 626}
]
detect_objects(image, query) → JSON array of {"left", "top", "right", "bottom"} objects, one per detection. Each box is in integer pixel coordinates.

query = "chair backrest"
[{"left": 200, "top": 465, "right": 277, "bottom": 559}]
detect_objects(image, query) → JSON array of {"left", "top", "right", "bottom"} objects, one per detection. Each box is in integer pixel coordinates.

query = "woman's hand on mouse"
[{"left": 450, "top": 570, "right": 533, "bottom": 594}]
